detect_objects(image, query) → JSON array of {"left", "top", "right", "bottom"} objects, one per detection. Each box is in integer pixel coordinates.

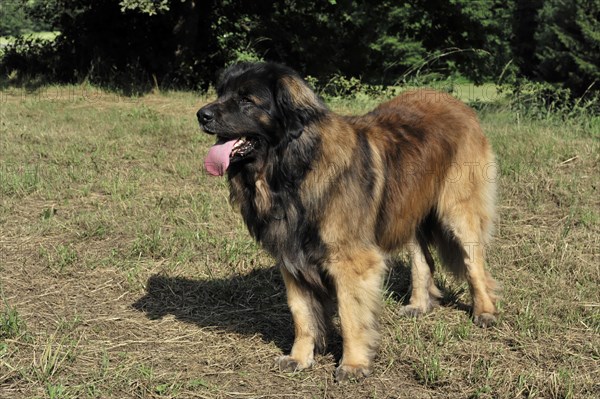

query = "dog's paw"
[
  {"left": 399, "top": 304, "right": 429, "bottom": 318},
  {"left": 335, "top": 364, "right": 371, "bottom": 383},
  {"left": 473, "top": 312, "right": 497, "bottom": 328},
  {"left": 274, "top": 355, "right": 314, "bottom": 372}
]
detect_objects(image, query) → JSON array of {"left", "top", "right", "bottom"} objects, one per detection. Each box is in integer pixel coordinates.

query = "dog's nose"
[{"left": 197, "top": 107, "right": 214, "bottom": 124}]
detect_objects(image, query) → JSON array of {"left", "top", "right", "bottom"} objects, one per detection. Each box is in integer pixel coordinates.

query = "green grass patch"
[
  {"left": 0, "top": 84, "right": 598, "bottom": 398},
  {"left": 1, "top": 301, "right": 26, "bottom": 339}
]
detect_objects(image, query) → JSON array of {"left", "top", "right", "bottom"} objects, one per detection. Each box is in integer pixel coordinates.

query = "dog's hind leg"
[
  {"left": 435, "top": 200, "right": 498, "bottom": 327},
  {"left": 433, "top": 140, "right": 498, "bottom": 327},
  {"left": 275, "top": 267, "right": 331, "bottom": 372},
  {"left": 437, "top": 214, "right": 498, "bottom": 327},
  {"left": 400, "top": 234, "right": 442, "bottom": 317}
]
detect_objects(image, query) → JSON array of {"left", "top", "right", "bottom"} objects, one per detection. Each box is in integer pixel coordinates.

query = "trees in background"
[
  {"left": 0, "top": 0, "right": 50, "bottom": 35},
  {"left": 534, "top": 0, "right": 600, "bottom": 97},
  {"left": 0, "top": 0, "right": 598, "bottom": 101},
  {"left": 0, "top": 1, "right": 32, "bottom": 36}
]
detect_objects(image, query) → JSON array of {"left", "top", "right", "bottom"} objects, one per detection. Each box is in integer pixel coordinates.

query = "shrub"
[
  {"left": 499, "top": 79, "right": 599, "bottom": 119},
  {"left": 0, "top": 36, "right": 59, "bottom": 81}
]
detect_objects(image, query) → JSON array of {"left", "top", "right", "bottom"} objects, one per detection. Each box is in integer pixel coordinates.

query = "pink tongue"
[{"left": 204, "top": 139, "right": 238, "bottom": 176}]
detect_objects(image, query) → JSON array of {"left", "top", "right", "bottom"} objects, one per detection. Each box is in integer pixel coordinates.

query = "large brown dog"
[{"left": 197, "top": 62, "right": 497, "bottom": 381}]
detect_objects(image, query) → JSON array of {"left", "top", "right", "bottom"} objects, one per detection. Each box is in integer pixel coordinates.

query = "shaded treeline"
[{"left": 0, "top": 0, "right": 598, "bottom": 98}]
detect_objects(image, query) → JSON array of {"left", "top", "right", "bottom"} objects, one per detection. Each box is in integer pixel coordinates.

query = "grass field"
[{"left": 1, "top": 84, "right": 599, "bottom": 398}]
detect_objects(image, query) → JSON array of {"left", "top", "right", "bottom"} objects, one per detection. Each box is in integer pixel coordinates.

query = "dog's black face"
[
  {"left": 197, "top": 64, "right": 276, "bottom": 165},
  {"left": 197, "top": 62, "right": 326, "bottom": 173}
]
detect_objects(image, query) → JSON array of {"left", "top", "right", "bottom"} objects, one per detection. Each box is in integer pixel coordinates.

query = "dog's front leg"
[
  {"left": 328, "top": 248, "right": 387, "bottom": 382},
  {"left": 275, "top": 267, "right": 329, "bottom": 372}
]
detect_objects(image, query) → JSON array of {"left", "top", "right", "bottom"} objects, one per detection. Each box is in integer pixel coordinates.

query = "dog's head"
[{"left": 197, "top": 62, "right": 327, "bottom": 176}]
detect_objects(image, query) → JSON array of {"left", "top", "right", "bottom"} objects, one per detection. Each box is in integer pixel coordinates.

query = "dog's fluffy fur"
[{"left": 197, "top": 62, "right": 498, "bottom": 381}]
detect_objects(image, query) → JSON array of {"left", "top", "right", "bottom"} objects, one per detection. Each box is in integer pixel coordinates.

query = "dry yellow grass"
[{"left": 1, "top": 85, "right": 598, "bottom": 398}]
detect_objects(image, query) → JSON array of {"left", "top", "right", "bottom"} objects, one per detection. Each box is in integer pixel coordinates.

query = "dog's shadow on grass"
[
  {"left": 132, "top": 266, "right": 297, "bottom": 351},
  {"left": 132, "top": 261, "right": 419, "bottom": 355}
]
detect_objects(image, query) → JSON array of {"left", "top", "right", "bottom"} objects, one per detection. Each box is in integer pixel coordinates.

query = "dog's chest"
[{"left": 233, "top": 176, "right": 324, "bottom": 261}]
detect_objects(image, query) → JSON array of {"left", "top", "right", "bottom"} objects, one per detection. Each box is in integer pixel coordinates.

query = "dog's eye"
[{"left": 239, "top": 97, "right": 254, "bottom": 106}]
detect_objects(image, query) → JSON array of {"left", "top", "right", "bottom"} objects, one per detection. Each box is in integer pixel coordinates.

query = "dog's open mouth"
[
  {"left": 204, "top": 137, "right": 257, "bottom": 176},
  {"left": 230, "top": 137, "right": 255, "bottom": 160}
]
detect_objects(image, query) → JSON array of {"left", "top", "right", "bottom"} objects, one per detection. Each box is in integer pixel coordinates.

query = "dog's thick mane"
[{"left": 224, "top": 63, "right": 336, "bottom": 292}]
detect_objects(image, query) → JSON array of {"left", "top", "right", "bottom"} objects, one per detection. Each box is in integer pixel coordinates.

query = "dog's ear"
[{"left": 276, "top": 74, "right": 327, "bottom": 139}]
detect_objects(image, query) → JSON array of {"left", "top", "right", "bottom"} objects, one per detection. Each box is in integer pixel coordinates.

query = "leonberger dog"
[{"left": 197, "top": 62, "right": 497, "bottom": 381}]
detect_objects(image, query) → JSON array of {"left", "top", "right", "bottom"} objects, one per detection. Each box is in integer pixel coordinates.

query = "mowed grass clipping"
[{"left": 0, "top": 85, "right": 599, "bottom": 398}]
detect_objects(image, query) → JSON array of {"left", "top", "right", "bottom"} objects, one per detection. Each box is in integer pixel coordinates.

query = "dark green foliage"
[
  {"left": 504, "top": 0, "right": 600, "bottom": 110},
  {"left": 534, "top": 0, "right": 600, "bottom": 97},
  {"left": 0, "top": 36, "right": 59, "bottom": 78},
  {"left": 3, "top": 0, "right": 217, "bottom": 90},
  {"left": 0, "top": 0, "right": 598, "bottom": 106},
  {"left": 244, "top": 0, "right": 514, "bottom": 85},
  {"left": 0, "top": 0, "right": 34, "bottom": 36},
  {"left": 511, "top": 0, "right": 544, "bottom": 79},
  {"left": 406, "top": 0, "right": 513, "bottom": 84},
  {"left": 499, "top": 80, "right": 599, "bottom": 119},
  {"left": 0, "top": 0, "right": 51, "bottom": 35},
  {"left": 0, "top": 0, "right": 517, "bottom": 90}
]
